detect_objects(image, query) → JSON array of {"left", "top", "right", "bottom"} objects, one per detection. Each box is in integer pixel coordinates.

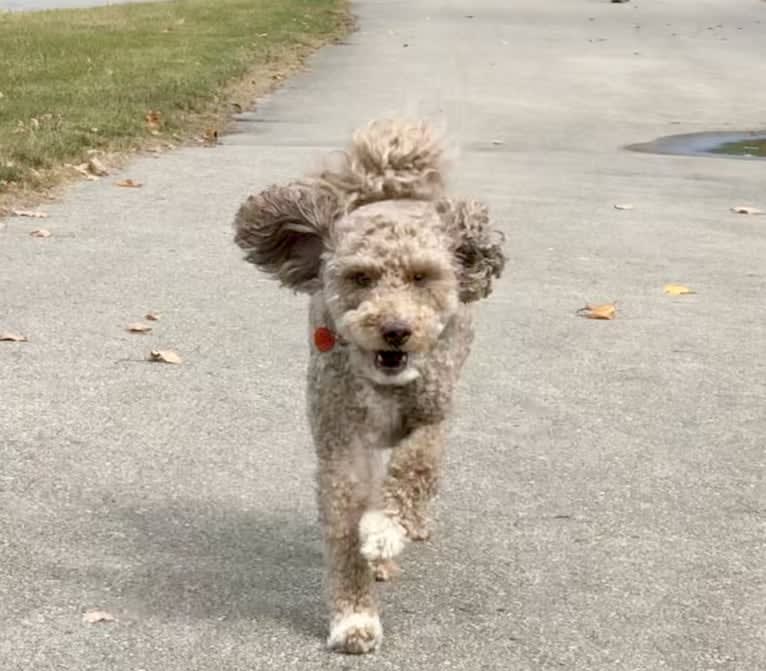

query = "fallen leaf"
[
  {"left": 0, "top": 332, "right": 27, "bottom": 342},
  {"left": 87, "top": 157, "right": 109, "bottom": 176},
  {"left": 201, "top": 128, "right": 219, "bottom": 145},
  {"left": 67, "top": 162, "right": 90, "bottom": 177},
  {"left": 145, "top": 312, "right": 160, "bottom": 321},
  {"left": 12, "top": 209, "right": 47, "bottom": 218},
  {"left": 145, "top": 110, "right": 162, "bottom": 133},
  {"left": 663, "top": 283, "right": 695, "bottom": 295},
  {"left": 731, "top": 206, "right": 763, "bottom": 215},
  {"left": 115, "top": 179, "right": 143, "bottom": 188},
  {"left": 491, "top": 139, "right": 505, "bottom": 146},
  {"left": 127, "top": 322, "right": 152, "bottom": 334},
  {"left": 614, "top": 203, "right": 634, "bottom": 210},
  {"left": 148, "top": 350, "right": 182, "bottom": 364},
  {"left": 577, "top": 302, "right": 617, "bottom": 320},
  {"left": 82, "top": 610, "right": 115, "bottom": 624},
  {"left": 30, "top": 228, "right": 52, "bottom": 238}
]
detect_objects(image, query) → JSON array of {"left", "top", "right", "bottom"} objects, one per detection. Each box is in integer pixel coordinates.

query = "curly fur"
[
  {"left": 234, "top": 182, "right": 339, "bottom": 292},
  {"left": 318, "top": 119, "right": 447, "bottom": 210},
  {"left": 232, "top": 119, "right": 506, "bottom": 654},
  {"left": 438, "top": 199, "right": 507, "bottom": 302}
]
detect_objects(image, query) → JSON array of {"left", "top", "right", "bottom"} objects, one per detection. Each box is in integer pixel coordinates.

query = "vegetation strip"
[{"left": 0, "top": 0, "right": 349, "bottom": 206}]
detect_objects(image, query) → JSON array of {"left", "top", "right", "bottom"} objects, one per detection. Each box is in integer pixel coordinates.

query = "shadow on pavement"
[{"left": 79, "top": 502, "right": 326, "bottom": 639}]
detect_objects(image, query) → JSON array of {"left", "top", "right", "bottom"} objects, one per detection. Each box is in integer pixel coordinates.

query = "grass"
[
  {"left": 711, "top": 138, "right": 766, "bottom": 158},
  {"left": 0, "top": 0, "right": 349, "bottom": 203}
]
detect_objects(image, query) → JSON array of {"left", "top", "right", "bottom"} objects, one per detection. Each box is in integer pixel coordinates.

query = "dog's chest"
[{"left": 358, "top": 386, "right": 406, "bottom": 449}]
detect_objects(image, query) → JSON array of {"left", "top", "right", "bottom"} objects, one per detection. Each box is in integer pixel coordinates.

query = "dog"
[{"left": 233, "top": 119, "right": 505, "bottom": 653}]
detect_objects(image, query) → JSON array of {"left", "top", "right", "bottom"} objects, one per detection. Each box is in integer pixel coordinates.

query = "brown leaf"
[
  {"left": 0, "top": 332, "right": 28, "bottom": 342},
  {"left": 30, "top": 228, "right": 52, "bottom": 238},
  {"left": 731, "top": 206, "right": 763, "bottom": 215},
  {"left": 145, "top": 110, "right": 162, "bottom": 132},
  {"left": 614, "top": 203, "right": 634, "bottom": 210},
  {"left": 12, "top": 209, "right": 47, "bottom": 218},
  {"left": 145, "top": 312, "right": 160, "bottom": 321},
  {"left": 127, "top": 322, "right": 152, "bottom": 334},
  {"left": 577, "top": 302, "right": 617, "bottom": 320},
  {"left": 115, "top": 179, "right": 143, "bottom": 188},
  {"left": 663, "top": 283, "right": 695, "bottom": 296},
  {"left": 200, "top": 128, "right": 219, "bottom": 146},
  {"left": 148, "top": 350, "right": 182, "bottom": 364},
  {"left": 65, "top": 162, "right": 98, "bottom": 181},
  {"left": 82, "top": 610, "right": 116, "bottom": 624},
  {"left": 87, "top": 157, "right": 109, "bottom": 176}
]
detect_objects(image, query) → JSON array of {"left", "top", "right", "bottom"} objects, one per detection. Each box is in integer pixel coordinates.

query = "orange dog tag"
[{"left": 314, "top": 327, "right": 336, "bottom": 353}]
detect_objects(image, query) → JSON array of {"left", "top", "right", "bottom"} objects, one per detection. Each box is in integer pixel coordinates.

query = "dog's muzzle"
[{"left": 375, "top": 350, "right": 408, "bottom": 375}]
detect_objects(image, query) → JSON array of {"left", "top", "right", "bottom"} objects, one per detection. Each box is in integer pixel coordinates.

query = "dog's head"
[{"left": 234, "top": 120, "right": 505, "bottom": 385}]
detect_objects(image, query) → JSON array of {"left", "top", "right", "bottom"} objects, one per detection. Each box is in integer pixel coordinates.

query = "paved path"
[{"left": 2, "top": 1, "right": 765, "bottom": 669}]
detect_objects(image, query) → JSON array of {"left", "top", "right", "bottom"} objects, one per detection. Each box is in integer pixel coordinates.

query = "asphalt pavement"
[{"left": 1, "top": 1, "right": 765, "bottom": 669}]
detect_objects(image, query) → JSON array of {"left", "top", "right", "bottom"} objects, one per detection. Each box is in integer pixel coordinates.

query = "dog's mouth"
[{"left": 374, "top": 350, "right": 408, "bottom": 375}]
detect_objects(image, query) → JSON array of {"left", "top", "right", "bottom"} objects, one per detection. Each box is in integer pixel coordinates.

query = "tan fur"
[{"left": 233, "top": 120, "right": 506, "bottom": 654}]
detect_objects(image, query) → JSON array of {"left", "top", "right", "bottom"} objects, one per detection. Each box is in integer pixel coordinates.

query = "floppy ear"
[
  {"left": 233, "top": 182, "right": 339, "bottom": 293},
  {"left": 438, "top": 199, "right": 506, "bottom": 303}
]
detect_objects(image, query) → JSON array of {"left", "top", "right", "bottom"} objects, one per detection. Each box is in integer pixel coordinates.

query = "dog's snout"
[{"left": 381, "top": 321, "right": 412, "bottom": 347}]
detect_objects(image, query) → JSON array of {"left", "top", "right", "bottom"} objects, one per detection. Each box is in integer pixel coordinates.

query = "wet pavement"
[{"left": 628, "top": 130, "right": 766, "bottom": 159}]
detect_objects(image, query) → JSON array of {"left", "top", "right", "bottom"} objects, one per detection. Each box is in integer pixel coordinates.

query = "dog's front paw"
[
  {"left": 359, "top": 510, "right": 406, "bottom": 562},
  {"left": 327, "top": 611, "right": 382, "bottom": 654}
]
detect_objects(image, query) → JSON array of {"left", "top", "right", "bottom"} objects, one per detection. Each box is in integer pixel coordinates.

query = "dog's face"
[
  {"left": 234, "top": 183, "right": 505, "bottom": 386},
  {"left": 323, "top": 201, "right": 459, "bottom": 385}
]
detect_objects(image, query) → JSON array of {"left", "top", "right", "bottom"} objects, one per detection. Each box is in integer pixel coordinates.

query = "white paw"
[
  {"left": 327, "top": 611, "right": 382, "bottom": 654},
  {"left": 359, "top": 510, "right": 406, "bottom": 562}
]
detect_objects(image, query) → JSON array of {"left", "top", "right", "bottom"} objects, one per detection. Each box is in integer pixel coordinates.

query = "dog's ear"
[
  {"left": 438, "top": 199, "right": 506, "bottom": 303},
  {"left": 234, "top": 182, "right": 339, "bottom": 293}
]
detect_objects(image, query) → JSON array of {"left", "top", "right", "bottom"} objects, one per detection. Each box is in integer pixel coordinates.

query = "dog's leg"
[
  {"left": 371, "top": 558, "right": 401, "bottom": 582},
  {"left": 382, "top": 422, "right": 445, "bottom": 542},
  {"left": 318, "top": 455, "right": 383, "bottom": 654}
]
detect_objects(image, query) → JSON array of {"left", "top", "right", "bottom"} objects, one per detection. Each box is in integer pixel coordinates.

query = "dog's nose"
[{"left": 381, "top": 321, "right": 412, "bottom": 347}]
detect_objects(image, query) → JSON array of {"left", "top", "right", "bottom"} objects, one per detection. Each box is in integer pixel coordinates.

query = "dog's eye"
[
  {"left": 412, "top": 272, "right": 428, "bottom": 286},
  {"left": 351, "top": 272, "right": 373, "bottom": 288}
]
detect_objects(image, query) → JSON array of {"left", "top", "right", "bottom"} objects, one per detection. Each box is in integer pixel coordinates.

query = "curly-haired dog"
[{"left": 233, "top": 120, "right": 505, "bottom": 654}]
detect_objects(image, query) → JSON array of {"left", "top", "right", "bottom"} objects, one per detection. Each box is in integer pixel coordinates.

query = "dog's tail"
[{"left": 317, "top": 119, "right": 448, "bottom": 210}]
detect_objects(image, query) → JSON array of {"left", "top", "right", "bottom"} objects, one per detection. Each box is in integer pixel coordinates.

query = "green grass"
[
  {"left": 0, "top": 0, "right": 348, "bottom": 197},
  {"left": 711, "top": 138, "right": 766, "bottom": 158}
]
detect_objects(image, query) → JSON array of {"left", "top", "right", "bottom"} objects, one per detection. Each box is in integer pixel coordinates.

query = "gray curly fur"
[
  {"left": 318, "top": 119, "right": 447, "bottom": 209},
  {"left": 232, "top": 119, "right": 506, "bottom": 654},
  {"left": 438, "top": 199, "right": 507, "bottom": 302},
  {"left": 233, "top": 182, "right": 340, "bottom": 292}
]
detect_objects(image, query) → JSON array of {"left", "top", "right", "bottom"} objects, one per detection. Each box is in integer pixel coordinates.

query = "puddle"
[{"left": 627, "top": 130, "right": 766, "bottom": 160}]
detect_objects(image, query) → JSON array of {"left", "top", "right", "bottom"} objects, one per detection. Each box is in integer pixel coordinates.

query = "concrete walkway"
[{"left": 1, "top": 1, "right": 765, "bottom": 669}]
